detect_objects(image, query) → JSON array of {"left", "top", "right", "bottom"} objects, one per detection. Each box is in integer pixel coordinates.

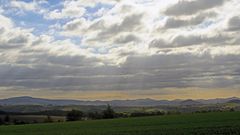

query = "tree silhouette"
[
  {"left": 103, "top": 104, "right": 115, "bottom": 119},
  {"left": 0, "top": 117, "right": 3, "bottom": 125},
  {"left": 66, "top": 110, "right": 84, "bottom": 121},
  {"left": 4, "top": 115, "right": 10, "bottom": 123}
]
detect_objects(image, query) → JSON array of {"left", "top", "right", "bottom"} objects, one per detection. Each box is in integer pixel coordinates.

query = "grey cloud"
[
  {"left": 165, "top": 0, "right": 224, "bottom": 16},
  {"left": 172, "top": 34, "right": 231, "bottom": 47},
  {"left": 149, "top": 34, "right": 231, "bottom": 49},
  {"left": 149, "top": 39, "right": 169, "bottom": 48},
  {"left": 227, "top": 16, "right": 240, "bottom": 31},
  {"left": 0, "top": 28, "right": 29, "bottom": 49},
  {"left": 47, "top": 55, "right": 100, "bottom": 67},
  {"left": 1, "top": 53, "right": 240, "bottom": 91},
  {"left": 101, "top": 13, "right": 143, "bottom": 36},
  {"left": 121, "top": 54, "right": 240, "bottom": 89},
  {"left": 15, "top": 49, "right": 101, "bottom": 67},
  {"left": 114, "top": 34, "right": 139, "bottom": 44},
  {"left": 63, "top": 19, "right": 86, "bottom": 31},
  {"left": 84, "top": 13, "right": 144, "bottom": 45},
  {"left": 8, "top": 35, "right": 28, "bottom": 45},
  {"left": 164, "top": 12, "right": 216, "bottom": 29},
  {"left": 88, "top": 20, "right": 105, "bottom": 31}
]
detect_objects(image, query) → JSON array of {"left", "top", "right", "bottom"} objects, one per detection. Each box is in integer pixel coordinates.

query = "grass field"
[{"left": 0, "top": 112, "right": 240, "bottom": 135}]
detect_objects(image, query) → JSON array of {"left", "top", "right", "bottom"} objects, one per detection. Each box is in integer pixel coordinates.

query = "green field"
[{"left": 0, "top": 112, "right": 240, "bottom": 135}]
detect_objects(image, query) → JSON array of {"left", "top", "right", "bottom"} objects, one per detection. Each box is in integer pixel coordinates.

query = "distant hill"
[
  {"left": 196, "top": 97, "right": 240, "bottom": 104},
  {"left": 227, "top": 99, "right": 240, "bottom": 104},
  {"left": 0, "top": 96, "right": 104, "bottom": 106},
  {"left": 180, "top": 99, "right": 202, "bottom": 106},
  {"left": 0, "top": 96, "right": 239, "bottom": 107}
]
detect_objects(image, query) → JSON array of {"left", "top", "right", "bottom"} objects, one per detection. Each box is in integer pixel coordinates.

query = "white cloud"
[
  {"left": 11, "top": 1, "right": 38, "bottom": 11},
  {"left": 61, "top": 18, "right": 88, "bottom": 36},
  {"left": 0, "top": 14, "right": 13, "bottom": 28},
  {"left": 46, "top": 7, "right": 86, "bottom": 20}
]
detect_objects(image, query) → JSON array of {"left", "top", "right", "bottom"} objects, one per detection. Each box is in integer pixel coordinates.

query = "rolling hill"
[{"left": 0, "top": 96, "right": 239, "bottom": 106}]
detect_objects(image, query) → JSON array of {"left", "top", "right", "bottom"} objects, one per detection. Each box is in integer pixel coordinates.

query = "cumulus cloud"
[
  {"left": 0, "top": 14, "right": 13, "bottom": 28},
  {"left": 10, "top": 1, "right": 38, "bottom": 11},
  {"left": 81, "top": 12, "right": 145, "bottom": 47},
  {"left": 149, "top": 34, "right": 232, "bottom": 48},
  {"left": 9, "top": 0, "right": 47, "bottom": 15},
  {"left": 163, "top": 12, "right": 216, "bottom": 29},
  {"left": 114, "top": 34, "right": 140, "bottom": 44},
  {"left": 45, "top": 0, "right": 119, "bottom": 20},
  {"left": 98, "top": 13, "right": 144, "bottom": 36},
  {"left": 46, "top": 6, "right": 86, "bottom": 19},
  {"left": 165, "top": 0, "right": 225, "bottom": 16},
  {"left": 171, "top": 34, "right": 231, "bottom": 47},
  {"left": 61, "top": 18, "right": 88, "bottom": 37},
  {"left": 149, "top": 39, "right": 170, "bottom": 48},
  {"left": 227, "top": 16, "right": 240, "bottom": 31}
]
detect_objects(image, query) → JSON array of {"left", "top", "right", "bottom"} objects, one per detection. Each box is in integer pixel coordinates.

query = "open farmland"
[{"left": 0, "top": 112, "right": 240, "bottom": 135}]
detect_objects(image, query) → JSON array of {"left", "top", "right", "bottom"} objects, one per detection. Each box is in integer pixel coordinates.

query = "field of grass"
[{"left": 0, "top": 112, "right": 240, "bottom": 135}]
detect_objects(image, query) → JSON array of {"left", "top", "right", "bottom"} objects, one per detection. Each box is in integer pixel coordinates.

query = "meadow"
[{"left": 0, "top": 111, "right": 239, "bottom": 135}]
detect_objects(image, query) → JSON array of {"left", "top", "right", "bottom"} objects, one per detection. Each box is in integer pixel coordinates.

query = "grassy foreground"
[{"left": 0, "top": 112, "right": 240, "bottom": 135}]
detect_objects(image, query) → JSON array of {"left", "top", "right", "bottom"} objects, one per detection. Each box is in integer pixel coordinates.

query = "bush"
[
  {"left": 87, "top": 111, "right": 103, "bottom": 120},
  {"left": 102, "top": 104, "right": 115, "bottom": 119},
  {"left": 130, "top": 111, "right": 165, "bottom": 117},
  {"left": 13, "top": 119, "right": 26, "bottom": 125},
  {"left": 66, "top": 110, "right": 84, "bottom": 121},
  {"left": 0, "top": 118, "right": 4, "bottom": 125},
  {"left": 4, "top": 115, "right": 10, "bottom": 123}
]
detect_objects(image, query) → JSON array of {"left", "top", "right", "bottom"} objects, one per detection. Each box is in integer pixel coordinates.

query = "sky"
[{"left": 0, "top": 0, "right": 240, "bottom": 100}]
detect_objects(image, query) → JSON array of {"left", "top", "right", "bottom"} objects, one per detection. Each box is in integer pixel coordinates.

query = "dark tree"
[
  {"left": 4, "top": 115, "right": 10, "bottom": 123},
  {"left": 103, "top": 104, "right": 115, "bottom": 119},
  {"left": 0, "top": 117, "right": 3, "bottom": 125},
  {"left": 230, "top": 108, "right": 235, "bottom": 112},
  {"left": 66, "top": 110, "right": 84, "bottom": 121},
  {"left": 87, "top": 111, "right": 103, "bottom": 119}
]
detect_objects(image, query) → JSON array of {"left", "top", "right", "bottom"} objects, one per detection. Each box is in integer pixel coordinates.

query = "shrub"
[
  {"left": 66, "top": 110, "right": 84, "bottom": 121},
  {"left": 102, "top": 104, "right": 115, "bottom": 119}
]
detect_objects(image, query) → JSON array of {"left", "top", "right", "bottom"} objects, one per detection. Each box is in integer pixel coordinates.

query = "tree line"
[
  {"left": 1, "top": 105, "right": 236, "bottom": 125},
  {"left": 66, "top": 104, "right": 167, "bottom": 121},
  {"left": 66, "top": 104, "right": 116, "bottom": 121}
]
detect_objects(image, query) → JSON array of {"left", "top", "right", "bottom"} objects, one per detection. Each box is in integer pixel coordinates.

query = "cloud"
[
  {"left": 0, "top": 15, "right": 33, "bottom": 49},
  {"left": 149, "top": 34, "right": 231, "bottom": 48},
  {"left": 46, "top": 7, "right": 86, "bottom": 20},
  {"left": 61, "top": 18, "right": 88, "bottom": 36},
  {"left": 165, "top": 0, "right": 225, "bottom": 16},
  {"left": 114, "top": 34, "right": 140, "bottom": 44},
  {"left": 45, "top": 0, "right": 119, "bottom": 20},
  {"left": 10, "top": 1, "right": 38, "bottom": 11},
  {"left": 149, "top": 39, "right": 169, "bottom": 48},
  {"left": 99, "top": 13, "right": 144, "bottom": 36},
  {"left": 9, "top": 0, "right": 47, "bottom": 15},
  {"left": 0, "top": 14, "right": 13, "bottom": 28},
  {"left": 163, "top": 12, "right": 216, "bottom": 29},
  {"left": 82, "top": 13, "right": 144, "bottom": 47},
  {"left": 65, "top": 0, "right": 118, "bottom": 8},
  {"left": 227, "top": 16, "right": 240, "bottom": 31},
  {"left": 1, "top": 50, "right": 240, "bottom": 91},
  {"left": 171, "top": 34, "right": 231, "bottom": 47}
]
